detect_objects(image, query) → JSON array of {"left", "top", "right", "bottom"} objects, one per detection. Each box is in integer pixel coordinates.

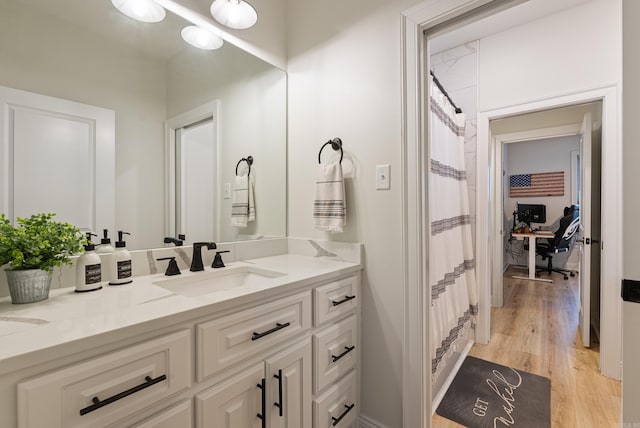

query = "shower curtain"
[{"left": 429, "top": 79, "right": 478, "bottom": 383}]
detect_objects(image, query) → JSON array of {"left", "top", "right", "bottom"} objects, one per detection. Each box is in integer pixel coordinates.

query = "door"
[
  {"left": 175, "top": 118, "right": 217, "bottom": 244},
  {"left": 0, "top": 85, "right": 114, "bottom": 233},
  {"left": 195, "top": 363, "right": 263, "bottom": 428},
  {"left": 265, "top": 339, "right": 311, "bottom": 428},
  {"left": 578, "top": 111, "right": 592, "bottom": 348}
]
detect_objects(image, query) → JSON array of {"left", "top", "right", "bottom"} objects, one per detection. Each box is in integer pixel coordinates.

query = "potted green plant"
[{"left": 0, "top": 213, "right": 85, "bottom": 304}]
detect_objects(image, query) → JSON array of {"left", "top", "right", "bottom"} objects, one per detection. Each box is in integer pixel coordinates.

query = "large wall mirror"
[{"left": 0, "top": 0, "right": 286, "bottom": 250}]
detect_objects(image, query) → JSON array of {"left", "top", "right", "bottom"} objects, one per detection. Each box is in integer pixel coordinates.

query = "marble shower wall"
[{"left": 430, "top": 41, "right": 478, "bottom": 252}]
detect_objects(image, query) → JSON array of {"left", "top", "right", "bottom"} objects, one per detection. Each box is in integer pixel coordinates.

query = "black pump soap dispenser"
[{"left": 109, "top": 231, "right": 133, "bottom": 285}]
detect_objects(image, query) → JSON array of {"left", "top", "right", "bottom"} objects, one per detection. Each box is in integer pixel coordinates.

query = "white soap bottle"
[
  {"left": 96, "top": 229, "right": 114, "bottom": 285},
  {"left": 75, "top": 232, "right": 103, "bottom": 292},
  {"left": 109, "top": 231, "right": 133, "bottom": 285}
]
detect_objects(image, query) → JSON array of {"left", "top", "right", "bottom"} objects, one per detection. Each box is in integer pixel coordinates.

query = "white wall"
[
  {"left": 167, "top": 47, "right": 287, "bottom": 242},
  {"left": 505, "top": 136, "right": 579, "bottom": 228},
  {"left": 503, "top": 136, "right": 580, "bottom": 267},
  {"left": 478, "top": 0, "right": 621, "bottom": 112},
  {"left": 286, "top": 0, "right": 419, "bottom": 425},
  {"left": 622, "top": 0, "right": 640, "bottom": 424},
  {"left": 0, "top": 1, "right": 166, "bottom": 251}
]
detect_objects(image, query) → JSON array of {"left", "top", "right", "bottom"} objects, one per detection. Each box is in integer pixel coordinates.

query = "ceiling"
[
  {"left": 430, "top": 0, "right": 595, "bottom": 54},
  {"left": 12, "top": 0, "right": 190, "bottom": 60}
]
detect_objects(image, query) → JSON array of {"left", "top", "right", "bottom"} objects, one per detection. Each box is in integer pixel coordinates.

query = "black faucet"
[
  {"left": 164, "top": 234, "right": 185, "bottom": 246},
  {"left": 190, "top": 242, "right": 217, "bottom": 272}
]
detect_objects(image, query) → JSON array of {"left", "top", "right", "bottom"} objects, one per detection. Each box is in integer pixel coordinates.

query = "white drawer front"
[
  {"left": 313, "top": 370, "right": 357, "bottom": 428},
  {"left": 313, "top": 315, "right": 357, "bottom": 394},
  {"left": 314, "top": 275, "right": 358, "bottom": 326},
  {"left": 197, "top": 291, "right": 311, "bottom": 381},
  {"left": 17, "top": 330, "right": 191, "bottom": 428},
  {"left": 131, "top": 400, "right": 192, "bottom": 428}
]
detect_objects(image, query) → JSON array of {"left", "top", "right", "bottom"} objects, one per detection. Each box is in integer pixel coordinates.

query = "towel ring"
[
  {"left": 236, "top": 156, "right": 254, "bottom": 176},
  {"left": 318, "top": 138, "right": 343, "bottom": 164}
]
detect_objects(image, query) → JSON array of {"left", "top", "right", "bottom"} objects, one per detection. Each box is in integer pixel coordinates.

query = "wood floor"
[{"left": 432, "top": 266, "right": 621, "bottom": 428}]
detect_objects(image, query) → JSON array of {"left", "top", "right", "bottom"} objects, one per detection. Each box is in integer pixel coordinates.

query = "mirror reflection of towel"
[
  {"left": 313, "top": 162, "right": 346, "bottom": 233},
  {"left": 232, "top": 174, "right": 255, "bottom": 228}
]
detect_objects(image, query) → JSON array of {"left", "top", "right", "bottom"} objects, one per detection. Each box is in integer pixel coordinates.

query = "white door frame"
[
  {"left": 491, "top": 124, "right": 582, "bottom": 308},
  {"left": 401, "top": 1, "right": 509, "bottom": 426},
  {"left": 477, "top": 86, "right": 622, "bottom": 380},
  {"left": 402, "top": 2, "right": 622, "bottom": 425},
  {"left": 165, "top": 100, "right": 220, "bottom": 240}
]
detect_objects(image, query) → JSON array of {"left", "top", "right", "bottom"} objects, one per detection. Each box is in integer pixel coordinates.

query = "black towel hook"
[
  {"left": 318, "top": 138, "right": 343, "bottom": 164},
  {"left": 236, "top": 156, "right": 254, "bottom": 176}
]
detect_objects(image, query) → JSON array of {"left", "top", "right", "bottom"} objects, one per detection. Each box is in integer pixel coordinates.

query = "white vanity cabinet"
[
  {"left": 195, "top": 339, "right": 311, "bottom": 428},
  {"left": 16, "top": 330, "right": 192, "bottom": 428},
  {"left": 5, "top": 269, "right": 360, "bottom": 428}
]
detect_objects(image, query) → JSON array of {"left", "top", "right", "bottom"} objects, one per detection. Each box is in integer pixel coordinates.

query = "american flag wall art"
[{"left": 509, "top": 171, "right": 564, "bottom": 197}]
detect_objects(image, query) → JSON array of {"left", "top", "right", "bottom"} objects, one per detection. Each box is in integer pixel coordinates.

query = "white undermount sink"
[{"left": 152, "top": 265, "right": 286, "bottom": 298}]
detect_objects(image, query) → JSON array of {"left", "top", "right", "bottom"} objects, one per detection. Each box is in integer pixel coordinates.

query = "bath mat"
[{"left": 436, "top": 356, "right": 550, "bottom": 428}]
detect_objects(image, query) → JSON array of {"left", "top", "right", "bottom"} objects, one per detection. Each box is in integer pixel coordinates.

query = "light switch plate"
[
  {"left": 223, "top": 183, "right": 231, "bottom": 199},
  {"left": 376, "top": 164, "right": 390, "bottom": 190}
]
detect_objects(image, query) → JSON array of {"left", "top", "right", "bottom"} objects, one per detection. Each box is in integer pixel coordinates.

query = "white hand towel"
[
  {"left": 313, "top": 162, "right": 346, "bottom": 233},
  {"left": 232, "top": 174, "right": 255, "bottom": 228}
]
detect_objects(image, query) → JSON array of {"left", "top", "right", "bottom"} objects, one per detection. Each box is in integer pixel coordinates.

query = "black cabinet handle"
[
  {"left": 273, "top": 369, "right": 283, "bottom": 416},
  {"left": 79, "top": 374, "right": 166, "bottom": 416},
  {"left": 331, "top": 403, "right": 355, "bottom": 426},
  {"left": 252, "top": 322, "right": 291, "bottom": 341},
  {"left": 331, "top": 345, "right": 355, "bottom": 363},
  {"left": 256, "top": 378, "right": 266, "bottom": 428},
  {"left": 332, "top": 295, "right": 355, "bottom": 306}
]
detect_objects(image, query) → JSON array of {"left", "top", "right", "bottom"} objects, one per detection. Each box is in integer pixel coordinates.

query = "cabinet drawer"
[
  {"left": 314, "top": 275, "right": 358, "bottom": 326},
  {"left": 313, "top": 315, "right": 357, "bottom": 394},
  {"left": 197, "top": 291, "right": 311, "bottom": 381},
  {"left": 313, "top": 370, "right": 357, "bottom": 428},
  {"left": 130, "top": 400, "right": 192, "bottom": 428},
  {"left": 17, "top": 330, "right": 191, "bottom": 428}
]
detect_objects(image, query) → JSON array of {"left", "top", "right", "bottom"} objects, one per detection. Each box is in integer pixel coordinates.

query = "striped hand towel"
[
  {"left": 313, "top": 162, "right": 346, "bottom": 233},
  {"left": 231, "top": 174, "right": 255, "bottom": 228}
]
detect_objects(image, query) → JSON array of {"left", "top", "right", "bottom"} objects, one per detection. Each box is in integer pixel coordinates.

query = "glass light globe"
[
  {"left": 210, "top": 0, "right": 257, "bottom": 30},
  {"left": 181, "top": 26, "right": 224, "bottom": 50},
  {"left": 111, "top": 0, "right": 166, "bottom": 23}
]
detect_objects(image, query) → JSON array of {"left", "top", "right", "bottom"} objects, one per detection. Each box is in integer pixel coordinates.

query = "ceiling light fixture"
[
  {"left": 181, "top": 26, "right": 224, "bottom": 50},
  {"left": 111, "top": 0, "right": 166, "bottom": 23},
  {"left": 210, "top": 0, "right": 257, "bottom": 30}
]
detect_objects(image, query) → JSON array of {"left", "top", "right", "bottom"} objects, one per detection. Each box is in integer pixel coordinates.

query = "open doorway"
[
  {"left": 492, "top": 103, "right": 602, "bottom": 348},
  {"left": 401, "top": 1, "right": 622, "bottom": 426}
]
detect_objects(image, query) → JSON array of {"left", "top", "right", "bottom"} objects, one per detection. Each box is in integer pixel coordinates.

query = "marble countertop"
[{"left": 0, "top": 254, "right": 361, "bottom": 372}]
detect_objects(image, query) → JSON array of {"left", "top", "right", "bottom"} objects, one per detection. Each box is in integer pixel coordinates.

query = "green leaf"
[{"left": 0, "top": 213, "right": 85, "bottom": 272}]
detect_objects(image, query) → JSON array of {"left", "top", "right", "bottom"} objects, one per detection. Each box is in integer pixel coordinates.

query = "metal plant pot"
[{"left": 5, "top": 269, "right": 52, "bottom": 304}]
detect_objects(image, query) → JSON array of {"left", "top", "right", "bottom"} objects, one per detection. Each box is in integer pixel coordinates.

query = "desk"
[{"left": 511, "top": 231, "right": 555, "bottom": 283}]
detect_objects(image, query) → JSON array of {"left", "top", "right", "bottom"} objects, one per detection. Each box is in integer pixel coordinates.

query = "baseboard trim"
[
  {"left": 431, "top": 339, "right": 474, "bottom": 414},
  {"left": 359, "top": 414, "right": 392, "bottom": 428}
]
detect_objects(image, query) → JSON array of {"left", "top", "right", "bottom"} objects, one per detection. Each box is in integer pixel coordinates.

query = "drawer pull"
[
  {"left": 331, "top": 345, "right": 355, "bottom": 363},
  {"left": 331, "top": 403, "right": 355, "bottom": 426},
  {"left": 256, "top": 378, "right": 266, "bottom": 428},
  {"left": 332, "top": 295, "right": 355, "bottom": 306},
  {"left": 252, "top": 322, "right": 291, "bottom": 341},
  {"left": 274, "top": 369, "right": 283, "bottom": 416},
  {"left": 79, "top": 374, "right": 167, "bottom": 416}
]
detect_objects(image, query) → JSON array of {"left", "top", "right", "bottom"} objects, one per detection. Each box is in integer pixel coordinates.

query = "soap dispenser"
[
  {"left": 96, "top": 229, "right": 114, "bottom": 284},
  {"left": 96, "top": 229, "right": 115, "bottom": 254},
  {"left": 109, "top": 231, "right": 133, "bottom": 285},
  {"left": 75, "top": 232, "right": 103, "bottom": 292}
]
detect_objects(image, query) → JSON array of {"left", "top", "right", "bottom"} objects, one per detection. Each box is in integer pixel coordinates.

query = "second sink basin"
[{"left": 153, "top": 265, "right": 286, "bottom": 298}]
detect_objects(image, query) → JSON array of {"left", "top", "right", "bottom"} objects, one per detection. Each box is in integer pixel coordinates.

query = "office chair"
[{"left": 535, "top": 205, "right": 580, "bottom": 280}]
